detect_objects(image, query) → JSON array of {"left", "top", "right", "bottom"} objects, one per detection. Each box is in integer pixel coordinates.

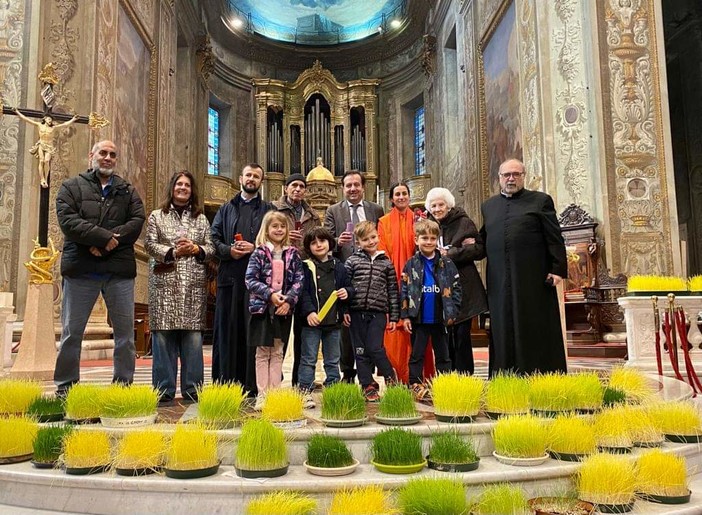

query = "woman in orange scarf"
[{"left": 378, "top": 182, "right": 434, "bottom": 384}]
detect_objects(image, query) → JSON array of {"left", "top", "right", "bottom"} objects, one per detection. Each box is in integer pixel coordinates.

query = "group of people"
[{"left": 52, "top": 139, "right": 568, "bottom": 404}]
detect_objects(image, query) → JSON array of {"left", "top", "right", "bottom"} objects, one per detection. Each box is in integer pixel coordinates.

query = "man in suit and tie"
[{"left": 324, "top": 170, "right": 384, "bottom": 382}]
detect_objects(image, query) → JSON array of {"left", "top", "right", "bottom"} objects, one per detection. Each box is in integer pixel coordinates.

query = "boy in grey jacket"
[{"left": 344, "top": 221, "right": 399, "bottom": 401}]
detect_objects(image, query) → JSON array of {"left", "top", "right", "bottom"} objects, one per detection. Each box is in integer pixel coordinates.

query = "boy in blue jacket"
[
  {"left": 298, "top": 228, "right": 354, "bottom": 408},
  {"left": 401, "top": 219, "right": 462, "bottom": 400}
]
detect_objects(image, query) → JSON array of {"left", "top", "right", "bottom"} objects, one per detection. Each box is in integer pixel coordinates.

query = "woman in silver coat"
[{"left": 145, "top": 171, "right": 214, "bottom": 403}]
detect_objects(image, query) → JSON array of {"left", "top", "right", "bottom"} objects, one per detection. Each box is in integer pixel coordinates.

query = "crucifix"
[{"left": 1, "top": 63, "right": 109, "bottom": 247}]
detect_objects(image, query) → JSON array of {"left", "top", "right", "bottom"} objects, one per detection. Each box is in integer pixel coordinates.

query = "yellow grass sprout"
[
  {"left": 198, "top": 382, "right": 247, "bottom": 426},
  {"left": 473, "top": 483, "right": 529, "bottom": 515},
  {"left": 0, "top": 416, "right": 38, "bottom": 457},
  {"left": 114, "top": 429, "right": 167, "bottom": 470},
  {"left": 636, "top": 449, "right": 689, "bottom": 496},
  {"left": 328, "top": 486, "right": 398, "bottom": 515},
  {"left": 623, "top": 406, "right": 662, "bottom": 446},
  {"left": 431, "top": 372, "right": 484, "bottom": 417},
  {"left": 484, "top": 372, "right": 530, "bottom": 415},
  {"left": 492, "top": 414, "right": 548, "bottom": 458},
  {"left": 528, "top": 372, "right": 578, "bottom": 412},
  {"left": 570, "top": 372, "right": 604, "bottom": 410},
  {"left": 166, "top": 424, "right": 218, "bottom": 471},
  {"left": 608, "top": 367, "right": 655, "bottom": 403},
  {"left": 100, "top": 384, "right": 158, "bottom": 418},
  {"left": 62, "top": 430, "right": 112, "bottom": 468},
  {"left": 648, "top": 401, "right": 702, "bottom": 435},
  {"left": 594, "top": 406, "right": 633, "bottom": 449},
  {"left": 262, "top": 388, "right": 304, "bottom": 422},
  {"left": 627, "top": 275, "right": 687, "bottom": 292},
  {"left": 64, "top": 384, "right": 106, "bottom": 420},
  {"left": 549, "top": 414, "right": 596, "bottom": 456},
  {"left": 578, "top": 453, "right": 637, "bottom": 506},
  {"left": 0, "top": 379, "right": 43, "bottom": 415},
  {"left": 689, "top": 275, "right": 702, "bottom": 292},
  {"left": 246, "top": 491, "right": 317, "bottom": 515}
]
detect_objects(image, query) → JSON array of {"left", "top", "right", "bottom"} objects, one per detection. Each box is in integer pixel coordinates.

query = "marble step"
[{"left": 0, "top": 456, "right": 700, "bottom": 514}]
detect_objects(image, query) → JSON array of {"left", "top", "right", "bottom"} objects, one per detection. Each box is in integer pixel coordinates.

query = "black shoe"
[
  {"left": 182, "top": 392, "right": 198, "bottom": 403},
  {"left": 158, "top": 395, "right": 175, "bottom": 406},
  {"left": 342, "top": 371, "right": 357, "bottom": 384}
]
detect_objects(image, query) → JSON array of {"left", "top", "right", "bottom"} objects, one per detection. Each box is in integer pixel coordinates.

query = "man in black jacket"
[
  {"left": 210, "top": 163, "right": 274, "bottom": 394},
  {"left": 54, "top": 140, "right": 145, "bottom": 394}
]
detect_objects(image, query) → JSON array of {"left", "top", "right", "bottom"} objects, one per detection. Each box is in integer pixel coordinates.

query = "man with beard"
[
  {"left": 54, "top": 140, "right": 145, "bottom": 395},
  {"left": 211, "top": 163, "right": 274, "bottom": 393},
  {"left": 480, "top": 158, "right": 568, "bottom": 375}
]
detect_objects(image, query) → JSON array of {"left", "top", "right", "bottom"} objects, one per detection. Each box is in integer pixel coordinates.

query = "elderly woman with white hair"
[{"left": 425, "top": 187, "right": 488, "bottom": 374}]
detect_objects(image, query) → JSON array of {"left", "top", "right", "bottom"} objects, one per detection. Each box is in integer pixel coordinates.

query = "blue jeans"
[
  {"left": 151, "top": 330, "right": 204, "bottom": 400},
  {"left": 298, "top": 326, "right": 341, "bottom": 391},
  {"left": 54, "top": 276, "right": 135, "bottom": 389}
]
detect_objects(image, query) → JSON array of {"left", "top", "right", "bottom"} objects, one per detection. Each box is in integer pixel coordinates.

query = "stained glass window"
[
  {"left": 208, "top": 106, "right": 220, "bottom": 176},
  {"left": 414, "top": 105, "right": 426, "bottom": 175}
]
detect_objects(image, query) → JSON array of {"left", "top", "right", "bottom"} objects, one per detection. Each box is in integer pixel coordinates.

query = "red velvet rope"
[{"left": 663, "top": 311, "right": 685, "bottom": 383}]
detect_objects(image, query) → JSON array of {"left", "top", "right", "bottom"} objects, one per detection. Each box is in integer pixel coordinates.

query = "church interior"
[{"left": 1, "top": 0, "right": 702, "bottom": 513}]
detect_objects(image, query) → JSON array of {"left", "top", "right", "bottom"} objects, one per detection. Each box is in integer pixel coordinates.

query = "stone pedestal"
[
  {"left": 11, "top": 283, "right": 56, "bottom": 380},
  {"left": 0, "top": 292, "right": 16, "bottom": 372},
  {"left": 618, "top": 295, "right": 702, "bottom": 376}
]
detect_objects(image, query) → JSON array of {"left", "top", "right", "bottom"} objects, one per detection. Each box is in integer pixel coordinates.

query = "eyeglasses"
[
  {"left": 499, "top": 172, "right": 525, "bottom": 179},
  {"left": 97, "top": 150, "right": 118, "bottom": 159}
]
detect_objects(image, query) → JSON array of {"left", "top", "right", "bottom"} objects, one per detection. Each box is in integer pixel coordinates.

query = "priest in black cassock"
[
  {"left": 480, "top": 158, "right": 568, "bottom": 375},
  {"left": 211, "top": 164, "right": 274, "bottom": 394}
]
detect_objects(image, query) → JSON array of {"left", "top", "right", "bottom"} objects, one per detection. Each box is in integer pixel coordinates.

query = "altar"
[{"left": 618, "top": 295, "right": 702, "bottom": 376}]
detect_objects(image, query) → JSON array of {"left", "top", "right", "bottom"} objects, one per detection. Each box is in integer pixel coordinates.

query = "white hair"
[{"left": 425, "top": 187, "right": 456, "bottom": 211}]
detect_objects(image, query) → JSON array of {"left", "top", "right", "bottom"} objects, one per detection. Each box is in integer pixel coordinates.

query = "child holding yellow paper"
[{"left": 298, "top": 228, "right": 354, "bottom": 408}]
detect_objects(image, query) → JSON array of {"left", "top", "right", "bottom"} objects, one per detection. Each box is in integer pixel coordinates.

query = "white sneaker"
[
  {"left": 253, "top": 393, "right": 265, "bottom": 411},
  {"left": 303, "top": 392, "right": 316, "bottom": 409}
]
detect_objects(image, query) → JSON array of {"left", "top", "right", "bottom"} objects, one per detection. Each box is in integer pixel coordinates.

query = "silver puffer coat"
[{"left": 145, "top": 207, "right": 215, "bottom": 331}]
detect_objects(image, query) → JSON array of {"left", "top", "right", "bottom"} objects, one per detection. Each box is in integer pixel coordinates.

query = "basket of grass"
[
  {"left": 397, "top": 477, "right": 467, "bottom": 515},
  {"left": 472, "top": 483, "right": 529, "bottom": 515},
  {"left": 375, "top": 385, "right": 420, "bottom": 425},
  {"left": 492, "top": 414, "right": 549, "bottom": 466},
  {"left": 320, "top": 383, "right": 367, "bottom": 427},
  {"left": 528, "top": 496, "right": 595, "bottom": 515},
  {"left": 262, "top": 388, "right": 306, "bottom": 428},
  {"left": 548, "top": 414, "right": 596, "bottom": 462},
  {"left": 245, "top": 491, "right": 317, "bottom": 515},
  {"left": 635, "top": 449, "right": 691, "bottom": 505},
  {"left": 164, "top": 424, "right": 220, "bottom": 479},
  {"left": 529, "top": 372, "right": 578, "bottom": 416},
  {"left": 100, "top": 384, "right": 158, "bottom": 427},
  {"left": 64, "top": 384, "right": 105, "bottom": 424},
  {"left": 197, "top": 382, "right": 246, "bottom": 429},
  {"left": 32, "top": 425, "right": 72, "bottom": 468},
  {"left": 431, "top": 372, "right": 483, "bottom": 423},
  {"left": 426, "top": 430, "right": 479, "bottom": 472},
  {"left": 624, "top": 406, "right": 663, "bottom": 448},
  {"left": 0, "top": 416, "right": 38, "bottom": 464},
  {"left": 483, "top": 372, "right": 530, "bottom": 419},
  {"left": 27, "top": 396, "right": 65, "bottom": 423},
  {"left": 370, "top": 427, "right": 425, "bottom": 474},
  {"left": 578, "top": 453, "right": 637, "bottom": 513},
  {"left": 626, "top": 275, "right": 688, "bottom": 296},
  {"left": 303, "top": 434, "right": 358, "bottom": 476},
  {"left": 0, "top": 379, "right": 43, "bottom": 416},
  {"left": 114, "top": 429, "right": 167, "bottom": 476},
  {"left": 62, "top": 429, "right": 111, "bottom": 475},
  {"left": 649, "top": 401, "right": 702, "bottom": 443},
  {"left": 328, "top": 486, "right": 396, "bottom": 515},
  {"left": 235, "top": 419, "right": 288, "bottom": 478},
  {"left": 571, "top": 372, "right": 604, "bottom": 413}
]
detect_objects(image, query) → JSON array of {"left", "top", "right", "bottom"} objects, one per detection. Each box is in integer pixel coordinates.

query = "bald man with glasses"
[{"left": 479, "top": 158, "right": 567, "bottom": 376}]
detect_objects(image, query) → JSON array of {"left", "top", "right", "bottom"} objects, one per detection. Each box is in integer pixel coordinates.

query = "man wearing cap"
[{"left": 273, "top": 173, "right": 321, "bottom": 386}]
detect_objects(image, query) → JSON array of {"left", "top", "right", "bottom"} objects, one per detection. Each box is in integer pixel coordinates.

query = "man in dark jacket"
[
  {"left": 480, "top": 158, "right": 568, "bottom": 375},
  {"left": 211, "top": 163, "right": 274, "bottom": 393},
  {"left": 54, "top": 140, "right": 145, "bottom": 394}
]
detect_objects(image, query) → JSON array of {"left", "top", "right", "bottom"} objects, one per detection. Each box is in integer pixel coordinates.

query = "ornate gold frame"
[{"left": 477, "top": 0, "right": 517, "bottom": 204}]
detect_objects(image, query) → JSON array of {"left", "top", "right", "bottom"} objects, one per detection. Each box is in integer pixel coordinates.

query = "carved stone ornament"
[
  {"left": 88, "top": 112, "right": 110, "bottom": 130},
  {"left": 196, "top": 34, "right": 215, "bottom": 83},
  {"left": 24, "top": 239, "right": 59, "bottom": 285},
  {"left": 558, "top": 204, "right": 596, "bottom": 227},
  {"left": 421, "top": 34, "right": 437, "bottom": 78}
]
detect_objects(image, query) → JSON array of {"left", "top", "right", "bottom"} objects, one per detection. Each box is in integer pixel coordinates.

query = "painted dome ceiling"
[{"left": 225, "top": 0, "right": 406, "bottom": 45}]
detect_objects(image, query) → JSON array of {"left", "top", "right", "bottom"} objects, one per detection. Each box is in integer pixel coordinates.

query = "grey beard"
[{"left": 96, "top": 167, "right": 114, "bottom": 177}]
